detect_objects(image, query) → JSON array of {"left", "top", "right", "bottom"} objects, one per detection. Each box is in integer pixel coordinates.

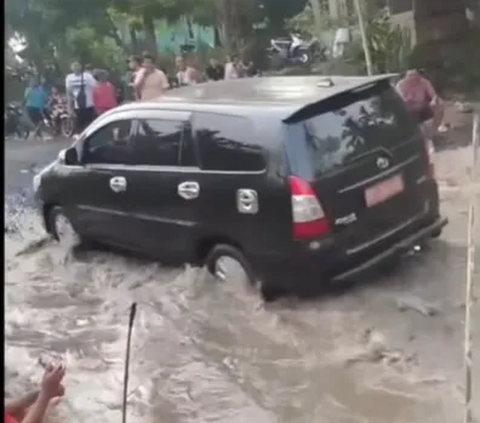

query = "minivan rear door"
[{"left": 284, "top": 80, "right": 430, "bottom": 253}]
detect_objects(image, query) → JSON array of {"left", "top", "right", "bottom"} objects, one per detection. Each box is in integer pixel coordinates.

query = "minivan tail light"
[
  {"left": 423, "top": 136, "right": 435, "bottom": 179},
  {"left": 289, "top": 176, "right": 331, "bottom": 240}
]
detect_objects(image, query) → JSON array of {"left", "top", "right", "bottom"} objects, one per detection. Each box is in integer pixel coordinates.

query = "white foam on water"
[{"left": 4, "top": 203, "right": 471, "bottom": 423}]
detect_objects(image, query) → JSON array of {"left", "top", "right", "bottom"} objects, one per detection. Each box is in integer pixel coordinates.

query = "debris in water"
[
  {"left": 396, "top": 296, "right": 440, "bottom": 317},
  {"left": 346, "top": 328, "right": 403, "bottom": 365},
  {"left": 411, "top": 375, "right": 447, "bottom": 385},
  {"left": 5, "top": 224, "right": 17, "bottom": 235}
]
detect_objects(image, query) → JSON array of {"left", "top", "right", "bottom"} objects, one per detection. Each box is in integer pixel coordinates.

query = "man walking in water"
[
  {"left": 133, "top": 53, "right": 169, "bottom": 100},
  {"left": 65, "top": 61, "right": 98, "bottom": 135}
]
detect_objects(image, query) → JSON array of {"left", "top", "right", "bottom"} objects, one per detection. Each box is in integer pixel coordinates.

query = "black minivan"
[{"left": 34, "top": 75, "right": 448, "bottom": 299}]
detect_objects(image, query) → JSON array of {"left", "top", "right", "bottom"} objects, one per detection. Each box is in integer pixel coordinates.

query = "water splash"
[{"left": 4, "top": 206, "right": 466, "bottom": 423}]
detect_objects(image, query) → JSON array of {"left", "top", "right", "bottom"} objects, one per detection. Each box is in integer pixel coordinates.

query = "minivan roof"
[{"left": 116, "top": 74, "right": 397, "bottom": 120}]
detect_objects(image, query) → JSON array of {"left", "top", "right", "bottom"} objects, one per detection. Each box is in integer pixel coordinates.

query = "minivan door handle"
[
  {"left": 109, "top": 176, "right": 127, "bottom": 193},
  {"left": 178, "top": 181, "right": 200, "bottom": 200}
]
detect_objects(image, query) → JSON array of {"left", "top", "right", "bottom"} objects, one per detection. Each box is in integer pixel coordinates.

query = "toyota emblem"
[{"left": 376, "top": 157, "right": 389, "bottom": 169}]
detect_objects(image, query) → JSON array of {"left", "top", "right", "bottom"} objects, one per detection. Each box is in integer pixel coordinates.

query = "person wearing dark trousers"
[{"left": 65, "top": 61, "right": 98, "bottom": 136}]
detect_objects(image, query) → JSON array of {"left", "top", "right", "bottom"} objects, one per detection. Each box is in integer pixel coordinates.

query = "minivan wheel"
[
  {"left": 205, "top": 244, "right": 256, "bottom": 286},
  {"left": 48, "top": 206, "right": 81, "bottom": 245}
]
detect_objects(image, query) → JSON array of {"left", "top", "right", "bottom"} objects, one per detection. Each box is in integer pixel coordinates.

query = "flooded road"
[{"left": 4, "top": 139, "right": 480, "bottom": 423}]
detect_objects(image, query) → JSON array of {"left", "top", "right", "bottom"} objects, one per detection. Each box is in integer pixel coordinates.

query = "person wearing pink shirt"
[
  {"left": 93, "top": 71, "right": 117, "bottom": 115},
  {"left": 395, "top": 69, "right": 445, "bottom": 137}
]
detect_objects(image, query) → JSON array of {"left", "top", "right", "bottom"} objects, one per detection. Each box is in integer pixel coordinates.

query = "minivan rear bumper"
[
  {"left": 331, "top": 216, "right": 448, "bottom": 283},
  {"left": 252, "top": 215, "right": 448, "bottom": 290}
]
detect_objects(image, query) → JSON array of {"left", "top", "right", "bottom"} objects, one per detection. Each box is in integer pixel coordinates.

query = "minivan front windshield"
[{"left": 292, "top": 84, "right": 418, "bottom": 177}]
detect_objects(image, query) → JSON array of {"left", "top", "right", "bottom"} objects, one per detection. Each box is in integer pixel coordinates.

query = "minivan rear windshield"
[{"left": 286, "top": 83, "right": 418, "bottom": 177}]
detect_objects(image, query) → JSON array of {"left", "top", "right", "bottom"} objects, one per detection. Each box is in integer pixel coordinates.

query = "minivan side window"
[
  {"left": 131, "top": 119, "right": 186, "bottom": 166},
  {"left": 83, "top": 120, "right": 133, "bottom": 165},
  {"left": 192, "top": 113, "right": 265, "bottom": 172}
]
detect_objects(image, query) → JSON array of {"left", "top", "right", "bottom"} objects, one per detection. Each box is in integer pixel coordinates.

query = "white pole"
[
  {"left": 353, "top": 0, "right": 373, "bottom": 76},
  {"left": 463, "top": 112, "right": 478, "bottom": 423}
]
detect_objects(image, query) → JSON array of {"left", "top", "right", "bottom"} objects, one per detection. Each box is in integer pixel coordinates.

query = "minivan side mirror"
[{"left": 60, "top": 147, "right": 79, "bottom": 165}]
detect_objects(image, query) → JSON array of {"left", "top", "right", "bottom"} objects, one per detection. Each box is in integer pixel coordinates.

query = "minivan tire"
[
  {"left": 205, "top": 244, "right": 256, "bottom": 285},
  {"left": 47, "top": 206, "right": 82, "bottom": 245},
  {"left": 205, "top": 244, "right": 283, "bottom": 302}
]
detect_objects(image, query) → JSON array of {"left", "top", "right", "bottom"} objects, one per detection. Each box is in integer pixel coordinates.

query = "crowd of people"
[
  {"left": 22, "top": 51, "right": 260, "bottom": 140},
  {"left": 22, "top": 51, "right": 446, "bottom": 142},
  {"left": 124, "top": 52, "right": 259, "bottom": 100}
]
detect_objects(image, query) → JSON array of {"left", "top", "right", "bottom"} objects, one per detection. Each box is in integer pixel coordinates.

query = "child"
[
  {"left": 48, "top": 87, "right": 69, "bottom": 135},
  {"left": 93, "top": 70, "right": 117, "bottom": 116}
]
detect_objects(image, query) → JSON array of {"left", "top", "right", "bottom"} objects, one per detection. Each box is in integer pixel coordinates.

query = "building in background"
[{"left": 116, "top": 16, "right": 216, "bottom": 55}]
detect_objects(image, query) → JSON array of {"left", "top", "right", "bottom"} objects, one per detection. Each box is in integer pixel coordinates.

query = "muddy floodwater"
[{"left": 4, "top": 147, "right": 480, "bottom": 423}]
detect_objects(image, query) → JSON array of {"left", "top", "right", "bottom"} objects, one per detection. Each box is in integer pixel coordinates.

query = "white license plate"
[{"left": 365, "top": 174, "right": 404, "bottom": 207}]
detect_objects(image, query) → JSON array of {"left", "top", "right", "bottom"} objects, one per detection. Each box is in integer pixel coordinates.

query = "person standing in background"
[
  {"left": 40, "top": 76, "right": 52, "bottom": 96},
  {"left": 175, "top": 55, "right": 201, "bottom": 86},
  {"left": 205, "top": 57, "right": 225, "bottom": 81},
  {"left": 240, "top": 58, "right": 259, "bottom": 77},
  {"left": 224, "top": 54, "right": 242, "bottom": 79},
  {"left": 40, "top": 76, "right": 56, "bottom": 127},
  {"left": 396, "top": 69, "right": 445, "bottom": 138},
  {"left": 24, "top": 76, "right": 49, "bottom": 140},
  {"left": 126, "top": 55, "right": 142, "bottom": 101},
  {"left": 65, "top": 61, "right": 98, "bottom": 135},
  {"left": 133, "top": 53, "right": 169, "bottom": 100},
  {"left": 93, "top": 70, "right": 117, "bottom": 115}
]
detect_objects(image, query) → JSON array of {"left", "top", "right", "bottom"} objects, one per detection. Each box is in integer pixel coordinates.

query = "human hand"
[{"left": 40, "top": 364, "right": 66, "bottom": 400}]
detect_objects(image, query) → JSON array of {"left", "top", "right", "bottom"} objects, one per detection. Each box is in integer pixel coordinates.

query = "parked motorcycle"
[
  {"left": 5, "top": 102, "right": 30, "bottom": 139},
  {"left": 267, "top": 34, "right": 320, "bottom": 67}
]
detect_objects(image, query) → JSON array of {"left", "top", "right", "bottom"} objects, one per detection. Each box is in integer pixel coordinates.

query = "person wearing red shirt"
[
  {"left": 395, "top": 69, "right": 445, "bottom": 137},
  {"left": 93, "top": 70, "right": 117, "bottom": 116},
  {"left": 5, "top": 364, "right": 65, "bottom": 423}
]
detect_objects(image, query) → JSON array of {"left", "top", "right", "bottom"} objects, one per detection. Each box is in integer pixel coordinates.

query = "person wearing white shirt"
[
  {"left": 65, "top": 61, "right": 98, "bottom": 135},
  {"left": 175, "top": 55, "right": 203, "bottom": 86},
  {"left": 224, "top": 54, "right": 242, "bottom": 80}
]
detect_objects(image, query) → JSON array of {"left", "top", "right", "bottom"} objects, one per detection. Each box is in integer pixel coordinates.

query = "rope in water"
[{"left": 464, "top": 112, "right": 478, "bottom": 423}]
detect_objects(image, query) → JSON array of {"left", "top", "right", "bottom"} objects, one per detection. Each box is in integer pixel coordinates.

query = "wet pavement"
[{"left": 4, "top": 135, "right": 480, "bottom": 423}]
